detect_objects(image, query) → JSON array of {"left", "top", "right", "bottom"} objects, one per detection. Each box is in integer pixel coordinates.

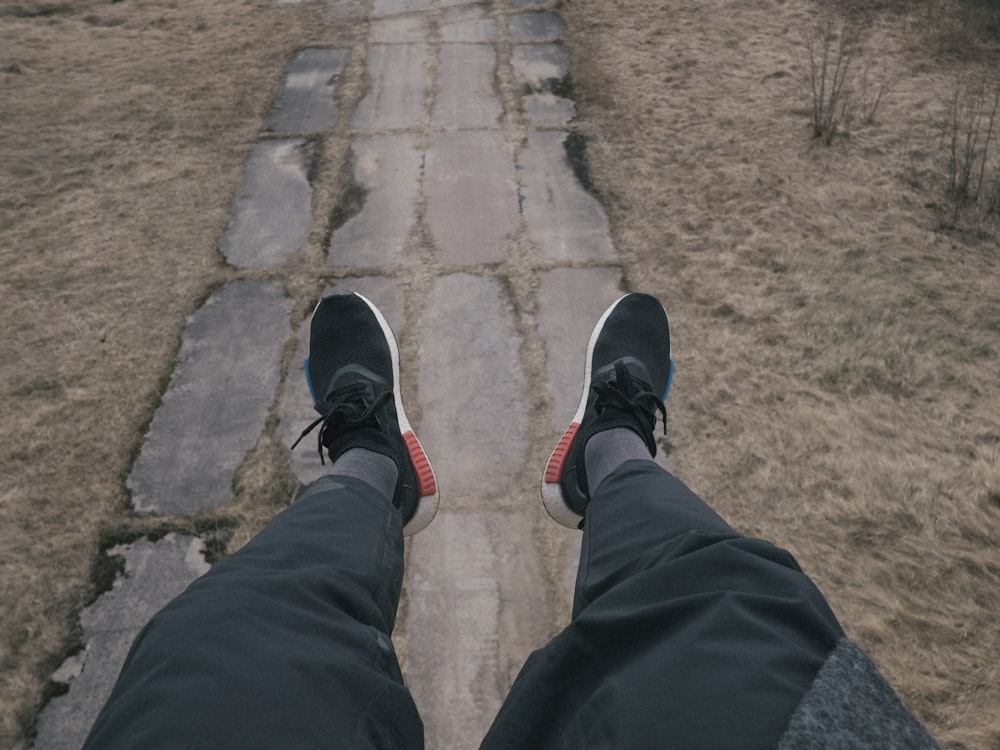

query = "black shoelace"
[
  {"left": 591, "top": 360, "right": 667, "bottom": 440},
  {"left": 291, "top": 381, "right": 392, "bottom": 465}
]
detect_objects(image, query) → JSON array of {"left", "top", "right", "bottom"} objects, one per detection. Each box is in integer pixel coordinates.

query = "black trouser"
[{"left": 83, "top": 461, "right": 844, "bottom": 750}]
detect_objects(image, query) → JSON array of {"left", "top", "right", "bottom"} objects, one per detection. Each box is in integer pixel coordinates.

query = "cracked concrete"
[
  {"left": 217, "top": 140, "right": 313, "bottom": 268},
  {"left": 126, "top": 280, "right": 291, "bottom": 515},
  {"left": 264, "top": 48, "right": 349, "bottom": 135},
  {"left": 425, "top": 130, "right": 520, "bottom": 264},
  {"left": 36, "top": 3, "right": 645, "bottom": 748},
  {"left": 329, "top": 134, "right": 423, "bottom": 266},
  {"left": 35, "top": 535, "right": 210, "bottom": 750}
]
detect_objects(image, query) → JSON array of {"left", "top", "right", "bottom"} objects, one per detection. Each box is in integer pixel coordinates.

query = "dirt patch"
[{"left": 563, "top": 0, "right": 999, "bottom": 747}]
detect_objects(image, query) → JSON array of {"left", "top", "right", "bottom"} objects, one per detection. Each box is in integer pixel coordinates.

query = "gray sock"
[
  {"left": 330, "top": 448, "right": 398, "bottom": 503},
  {"left": 584, "top": 428, "right": 653, "bottom": 494}
]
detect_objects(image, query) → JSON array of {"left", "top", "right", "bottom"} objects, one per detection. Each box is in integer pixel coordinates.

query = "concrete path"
[{"left": 35, "top": 2, "right": 668, "bottom": 747}]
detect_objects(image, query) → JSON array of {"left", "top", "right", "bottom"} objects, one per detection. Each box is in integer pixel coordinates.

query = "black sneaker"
[
  {"left": 542, "top": 293, "right": 673, "bottom": 528},
  {"left": 292, "top": 291, "right": 438, "bottom": 535}
]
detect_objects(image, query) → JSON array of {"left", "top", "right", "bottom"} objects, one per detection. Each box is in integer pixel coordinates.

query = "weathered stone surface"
[
  {"left": 509, "top": 10, "right": 566, "bottom": 42},
  {"left": 329, "top": 134, "right": 422, "bottom": 266},
  {"left": 373, "top": 0, "right": 430, "bottom": 17},
  {"left": 425, "top": 131, "right": 518, "bottom": 264},
  {"left": 218, "top": 140, "right": 312, "bottom": 268},
  {"left": 34, "top": 535, "right": 210, "bottom": 750},
  {"left": 323, "top": 0, "right": 364, "bottom": 15},
  {"left": 433, "top": 44, "right": 501, "bottom": 130},
  {"left": 536, "top": 267, "right": 624, "bottom": 432},
  {"left": 511, "top": 43, "right": 575, "bottom": 125},
  {"left": 405, "top": 511, "right": 550, "bottom": 750},
  {"left": 535, "top": 517, "right": 584, "bottom": 618},
  {"left": 418, "top": 275, "right": 527, "bottom": 495},
  {"left": 509, "top": 0, "right": 547, "bottom": 7},
  {"left": 370, "top": 14, "right": 428, "bottom": 43},
  {"left": 521, "top": 91, "right": 573, "bottom": 125},
  {"left": 440, "top": 5, "right": 496, "bottom": 42},
  {"left": 518, "top": 130, "right": 616, "bottom": 261},
  {"left": 282, "top": 279, "right": 406, "bottom": 486},
  {"left": 353, "top": 44, "right": 427, "bottom": 130},
  {"left": 522, "top": 92, "right": 576, "bottom": 126},
  {"left": 511, "top": 43, "right": 570, "bottom": 92},
  {"left": 264, "top": 48, "right": 349, "bottom": 135},
  {"left": 128, "top": 281, "right": 291, "bottom": 514}
]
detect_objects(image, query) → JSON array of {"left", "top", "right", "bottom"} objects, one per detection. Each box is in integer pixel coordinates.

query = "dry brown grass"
[
  {"left": 564, "top": 0, "right": 1000, "bottom": 747},
  {"left": 0, "top": 1, "right": 360, "bottom": 745},
  {"left": 1, "top": 0, "right": 998, "bottom": 747}
]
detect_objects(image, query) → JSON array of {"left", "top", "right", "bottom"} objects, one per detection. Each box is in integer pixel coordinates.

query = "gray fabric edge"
[{"left": 779, "top": 638, "right": 942, "bottom": 750}]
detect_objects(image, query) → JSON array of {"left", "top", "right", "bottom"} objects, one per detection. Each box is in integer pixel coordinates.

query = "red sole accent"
[
  {"left": 403, "top": 431, "right": 437, "bottom": 497},
  {"left": 544, "top": 422, "right": 580, "bottom": 483}
]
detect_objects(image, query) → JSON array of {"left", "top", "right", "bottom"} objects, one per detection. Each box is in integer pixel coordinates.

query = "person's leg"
[
  {"left": 84, "top": 475, "right": 421, "bottom": 750},
  {"left": 484, "top": 462, "right": 844, "bottom": 750},
  {"left": 84, "top": 291, "right": 438, "bottom": 750},
  {"left": 483, "top": 293, "right": 844, "bottom": 750}
]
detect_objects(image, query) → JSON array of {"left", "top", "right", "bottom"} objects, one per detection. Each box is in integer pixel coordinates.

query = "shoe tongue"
[
  {"left": 324, "top": 364, "right": 390, "bottom": 402},
  {"left": 596, "top": 357, "right": 654, "bottom": 394}
]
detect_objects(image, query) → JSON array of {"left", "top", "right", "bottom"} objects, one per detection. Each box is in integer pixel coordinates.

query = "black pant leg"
[
  {"left": 83, "top": 475, "right": 423, "bottom": 750},
  {"left": 481, "top": 461, "right": 844, "bottom": 750}
]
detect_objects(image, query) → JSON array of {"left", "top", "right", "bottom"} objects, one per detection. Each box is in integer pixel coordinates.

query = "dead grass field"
[
  {"left": 564, "top": 0, "right": 1000, "bottom": 747},
  {"left": 0, "top": 0, "right": 998, "bottom": 747},
  {"left": 0, "top": 1, "right": 362, "bottom": 745}
]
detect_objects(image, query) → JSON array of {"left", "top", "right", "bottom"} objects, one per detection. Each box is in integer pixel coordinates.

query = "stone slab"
[
  {"left": 329, "top": 133, "right": 422, "bottom": 266},
  {"left": 218, "top": 139, "right": 312, "bottom": 268},
  {"left": 522, "top": 93, "right": 576, "bottom": 126},
  {"left": 324, "top": 0, "right": 364, "bottom": 16},
  {"left": 511, "top": 43, "right": 570, "bottom": 92},
  {"left": 425, "top": 131, "right": 519, "bottom": 264},
  {"left": 272, "top": 0, "right": 361, "bottom": 6},
  {"left": 373, "top": 0, "right": 430, "bottom": 17},
  {"left": 509, "top": 0, "right": 547, "bottom": 7},
  {"left": 511, "top": 43, "right": 575, "bottom": 125},
  {"left": 418, "top": 275, "right": 527, "bottom": 496},
  {"left": 509, "top": 10, "right": 566, "bottom": 42},
  {"left": 34, "top": 535, "right": 210, "bottom": 750},
  {"left": 518, "top": 130, "right": 616, "bottom": 261},
  {"left": 128, "top": 281, "right": 291, "bottom": 514},
  {"left": 353, "top": 44, "right": 427, "bottom": 131},
  {"left": 433, "top": 44, "right": 501, "bottom": 130},
  {"left": 371, "top": 15, "right": 428, "bottom": 43},
  {"left": 537, "top": 267, "right": 624, "bottom": 433},
  {"left": 264, "top": 48, "right": 349, "bottom": 135},
  {"left": 405, "top": 511, "right": 550, "bottom": 750},
  {"left": 440, "top": 5, "right": 496, "bottom": 43},
  {"left": 282, "top": 279, "right": 406, "bottom": 486}
]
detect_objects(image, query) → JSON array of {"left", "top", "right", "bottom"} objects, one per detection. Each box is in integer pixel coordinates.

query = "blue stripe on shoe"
[
  {"left": 662, "top": 359, "right": 675, "bottom": 402},
  {"left": 304, "top": 356, "right": 317, "bottom": 404}
]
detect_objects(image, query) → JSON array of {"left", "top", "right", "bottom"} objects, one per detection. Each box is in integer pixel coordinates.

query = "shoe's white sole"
[
  {"left": 337, "top": 293, "right": 439, "bottom": 536},
  {"left": 541, "top": 295, "right": 628, "bottom": 529}
]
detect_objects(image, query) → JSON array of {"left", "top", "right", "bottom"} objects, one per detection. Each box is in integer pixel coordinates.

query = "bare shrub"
[
  {"left": 853, "top": 53, "right": 893, "bottom": 126},
  {"left": 940, "top": 70, "right": 1000, "bottom": 227},
  {"left": 802, "top": 17, "right": 891, "bottom": 144},
  {"left": 920, "top": 0, "right": 1000, "bottom": 59}
]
